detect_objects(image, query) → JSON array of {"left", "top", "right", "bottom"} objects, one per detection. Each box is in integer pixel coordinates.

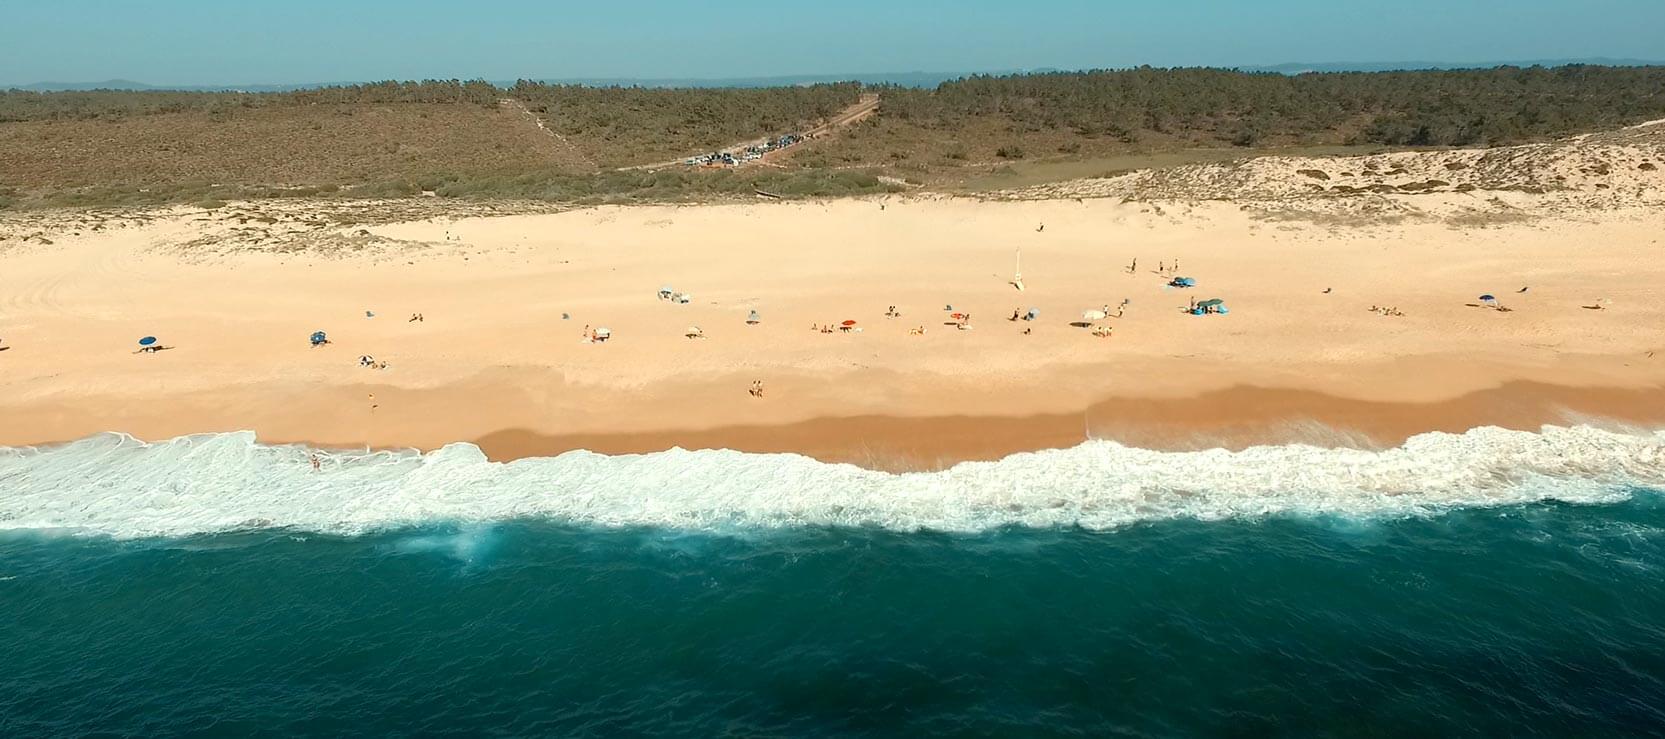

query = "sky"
[{"left": 3, "top": 0, "right": 1664, "bottom": 86}]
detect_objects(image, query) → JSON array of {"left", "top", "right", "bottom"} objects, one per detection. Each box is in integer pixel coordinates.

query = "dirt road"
[{"left": 621, "top": 93, "right": 880, "bottom": 171}]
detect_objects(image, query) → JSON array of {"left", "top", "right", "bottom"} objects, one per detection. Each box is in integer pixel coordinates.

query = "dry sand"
[{"left": 3, "top": 143, "right": 1665, "bottom": 469}]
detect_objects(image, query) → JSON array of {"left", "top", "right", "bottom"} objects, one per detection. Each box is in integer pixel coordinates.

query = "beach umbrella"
[
  {"left": 841, "top": 320, "right": 857, "bottom": 327},
  {"left": 1026, "top": 308, "right": 1040, "bottom": 319},
  {"left": 310, "top": 331, "right": 327, "bottom": 344},
  {"left": 594, "top": 327, "right": 611, "bottom": 337},
  {"left": 950, "top": 312, "right": 967, "bottom": 320},
  {"left": 1081, "top": 309, "right": 1107, "bottom": 321},
  {"left": 1479, "top": 294, "right": 1497, "bottom": 302},
  {"left": 138, "top": 336, "right": 157, "bottom": 346}
]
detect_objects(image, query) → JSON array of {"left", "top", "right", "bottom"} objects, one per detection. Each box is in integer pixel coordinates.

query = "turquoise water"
[{"left": 5, "top": 496, "right": 1665, "bottom": 736}]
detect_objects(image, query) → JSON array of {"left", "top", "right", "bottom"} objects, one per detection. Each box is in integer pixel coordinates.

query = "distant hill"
[
  {"left": 17, "top": 60, "right": 1659, "bottom": 92},
  {"left": 7, "top": 65, "right": 1665, "bottom": 209},
  {"left": 6, "top": 72, "right": 981, "bottom": 93},
  {"left": 7, "top": 79, "right": 356, "bottom": 93},
  {"left": 1242, "top": 58, "right": 1665, "bottom": 74}
]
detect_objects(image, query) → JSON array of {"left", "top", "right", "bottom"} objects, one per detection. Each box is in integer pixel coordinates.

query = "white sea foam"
[{"left": 1, "top": 426, "right": 1663, "bottom": 539}]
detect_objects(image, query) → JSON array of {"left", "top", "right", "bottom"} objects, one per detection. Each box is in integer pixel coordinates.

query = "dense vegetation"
[
  {"left": 0, "top": 80, "right": 505, "bottom": 122},
  {"left": 879, "top": 65, "right": 1665, "bottom": 146},
  {"left": 2, "top": 66, "right": 1663, "bottom": 208}
]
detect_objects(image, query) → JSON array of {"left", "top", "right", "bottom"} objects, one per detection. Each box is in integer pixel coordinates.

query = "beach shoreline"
[
  {"left": 467, "top": 380, "right": 1665, "bottom": 470},
  {"left": 4, "top": 379, "right": 1663, "bottom": 472}
]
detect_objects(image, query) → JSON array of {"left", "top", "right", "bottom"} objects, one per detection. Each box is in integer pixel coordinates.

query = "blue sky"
[{"left": 3, "top": 0, "right": 1663, "bottom": 85}]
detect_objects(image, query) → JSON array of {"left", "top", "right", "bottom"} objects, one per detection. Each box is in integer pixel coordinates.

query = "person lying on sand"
[{"left": 133, "top": 345, "right": 173, "bottom": 354}]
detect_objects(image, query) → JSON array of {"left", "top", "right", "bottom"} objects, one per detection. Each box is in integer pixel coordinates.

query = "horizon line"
[{"left": 9, "top": 57, "right": 1665, "bottom": 91}]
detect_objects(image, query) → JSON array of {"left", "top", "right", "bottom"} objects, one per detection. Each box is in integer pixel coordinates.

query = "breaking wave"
[{"left": 2, "top": 426, "right": 1663, "bottom": 539}]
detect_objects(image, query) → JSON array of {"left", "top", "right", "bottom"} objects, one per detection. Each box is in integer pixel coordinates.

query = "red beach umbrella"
[{"left": 841, "top": 320, "right": 857, "bottom": 327}]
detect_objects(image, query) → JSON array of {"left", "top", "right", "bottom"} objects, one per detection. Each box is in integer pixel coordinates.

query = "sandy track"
[
  {"left": 622, "top": 93, "right": 880, "bottom": 171},
  {"left": 499, "top": 98, "right": 601, "bottom": 173}
]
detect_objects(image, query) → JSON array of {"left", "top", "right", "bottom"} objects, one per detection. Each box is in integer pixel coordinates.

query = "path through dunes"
[{"left": 498, "top": 98, "right": 601, "bottom": 173}]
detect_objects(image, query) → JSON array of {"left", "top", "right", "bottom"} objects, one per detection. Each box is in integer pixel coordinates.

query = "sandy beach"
[{"left": 3, "top": 145, "right": 1665, "bottom": 468}]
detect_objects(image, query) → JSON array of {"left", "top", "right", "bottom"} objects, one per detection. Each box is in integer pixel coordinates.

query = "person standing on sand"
[
  {"left": 311, "top": 454, "right": 321, "bottom": 472},
  {"left": 1129, "top": 258, "right": 1137, "bottom": 274}
]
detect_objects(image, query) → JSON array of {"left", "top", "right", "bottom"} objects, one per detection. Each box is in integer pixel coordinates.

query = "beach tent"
[
  {"left": 658, "top": 286, "right": 675, "bottom": 300},
  {"left": 1194, "top": 298, "right": 1225, "bottom": 315},
  {"left": 747, "top": 310, "right": 761, "bottom": 324},
  {"left": 1170, "top": 277, "right": 1196, "bottom": 288}
]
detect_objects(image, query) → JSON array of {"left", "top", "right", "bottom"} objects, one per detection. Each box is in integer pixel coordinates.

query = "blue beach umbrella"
[
  {"left": 138, "top": 336, "right": 157, "bottom": 346},
  {"left": 1479, "top": 294, "right": 1496, "bottom": 302},
  {"left": 310, "top": 331, "right": 328, "bottom": 345}
]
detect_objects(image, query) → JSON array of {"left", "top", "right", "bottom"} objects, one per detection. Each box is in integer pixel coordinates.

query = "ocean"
[{"left": 3, "top": 428, "right": 1665, "bottom": 735}]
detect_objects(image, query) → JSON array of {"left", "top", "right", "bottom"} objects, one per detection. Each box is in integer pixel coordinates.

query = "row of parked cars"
[{"left": 684, "top": 133, "right": 805, "bottom": 167}]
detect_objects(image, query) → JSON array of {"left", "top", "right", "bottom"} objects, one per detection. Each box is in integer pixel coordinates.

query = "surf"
[{"left": 1, "top": 425, "right": 1662, "bottom": 539}]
